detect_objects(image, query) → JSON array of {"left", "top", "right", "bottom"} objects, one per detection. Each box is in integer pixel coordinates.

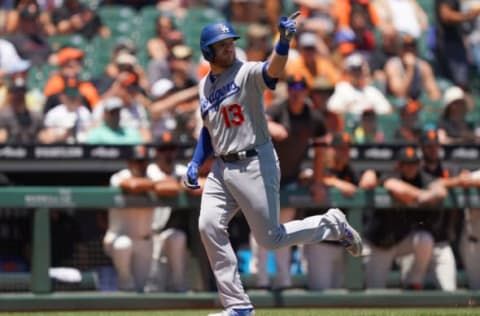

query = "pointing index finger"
[{"left": 288, "top": 11, "right": 301, "bottom": 20}]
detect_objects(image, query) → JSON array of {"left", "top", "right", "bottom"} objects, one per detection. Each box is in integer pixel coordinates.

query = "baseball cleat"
[
  {"left": 340, "top": 221, "right": 363, "bottom": 257},
  {"left": 207, "top": 308, "right": 255, "bottom": 316}
]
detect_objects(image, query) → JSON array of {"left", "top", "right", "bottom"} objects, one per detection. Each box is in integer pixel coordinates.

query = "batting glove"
[
  {"left": 278, "top": 11, "right": 300, "bottom": 42},
  {"left": 184, "top": 161, "right": 200, "bottom": 190}
]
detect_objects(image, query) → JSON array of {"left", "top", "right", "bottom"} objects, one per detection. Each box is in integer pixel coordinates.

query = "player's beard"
[{"left": 215, "top": 51, "right": 236, "bottom": 69}]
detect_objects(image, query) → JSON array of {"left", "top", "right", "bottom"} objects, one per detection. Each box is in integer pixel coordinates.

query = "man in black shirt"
[
  {"left": 364, "top": 146, "right": 447, "bottom": 290},
  {"left": 303, "top": 132, "right": 377, "bottom": 290}
]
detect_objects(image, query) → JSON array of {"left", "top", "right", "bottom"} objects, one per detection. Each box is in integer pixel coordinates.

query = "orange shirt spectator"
[
  {"left": 333, "top": 0, "right": 379, "bottom": 29},
  {"left": 44, "top": 47, "right": 99, "bottom": 109},
  {"left": 285, "top": 32, "right": 341, "bottom": 88}
]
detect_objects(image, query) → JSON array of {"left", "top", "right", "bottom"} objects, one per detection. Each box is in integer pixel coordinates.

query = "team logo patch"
[
  {"left": 201, "top": 81, "right": 240, "bottom": 118},
  {"left": 219, "top": 24, "right": 229, "bottom": 33}
]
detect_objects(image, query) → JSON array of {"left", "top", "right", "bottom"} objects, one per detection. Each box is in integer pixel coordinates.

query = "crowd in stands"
[{"left": 1, "top": 0, "right": 480, "bottom": 293}]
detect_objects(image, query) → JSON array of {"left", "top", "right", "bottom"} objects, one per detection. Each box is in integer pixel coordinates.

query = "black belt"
[{"left": 220, "top": 149, "right": 258, "bottom": 162}]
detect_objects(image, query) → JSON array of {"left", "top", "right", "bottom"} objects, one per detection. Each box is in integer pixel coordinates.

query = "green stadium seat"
[{"left": 48, "top": 34, "right": 87, "bottom": 51}]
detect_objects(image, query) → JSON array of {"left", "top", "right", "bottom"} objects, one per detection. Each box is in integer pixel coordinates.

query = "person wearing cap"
[
  {"left": 393, "top": 99, "right": 422, "bottom": 144},
  {"left": 248, "top": 74, "right": 328, "bottom": 290},
  {"left": 43, "top": 46, "right": 100, "bottom": 111},
  {"left": 39, "top": 80, "right": 93, "bottom": 144},
  {"left": 103, "top": 145, "right": 156, "bottom": 292},
  {"left": 353, "top": 107, "right": 385, "bottom": 144},
  {"left": 285, "top": 32, "right": 340, "bottom": 88},
  {"left": 302, "top": 131, "right": 377, "bottom": 290},
  {"left": 412, "top": 128, "right": 470, "bottom": 290},
  {"left": 437, "top": 86, "right": 478, "bottom": 144},
  {"left": 327, "top": 53, "right": 392, "bottom": 116},
  {"left": 0, "top": 77, "right": 43, "bottom": 143},
  {"left": 6, "top": 2, "right": 53, "bottom": 67},
  {"left": 309, "top": 76, "right": 344, "bottom": 134},
  {"left": 363, "top": 146, "right": 448, "bottom": 290},
  {"left": 48, "top": 0, "right": 110, "bottom": 39},
  {"left": 149, "top": 78, "right": 200, "bottom": 141},
  {"left": 144, "top": 138, "right": 191, "bottom": 293},
  {"left": 92, "top": 67, "right": 153, "bottom": 143},
  {"left": 384, "top": 33, "right": 440, "bottom": 101},
  {"left": 86, "top": 96, "right": 142, "bottom": 145}
]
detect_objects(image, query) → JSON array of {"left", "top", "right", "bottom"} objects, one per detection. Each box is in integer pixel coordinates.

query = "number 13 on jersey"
[{"left": 220, "top": 104, "right": 245, "bottom": 128}]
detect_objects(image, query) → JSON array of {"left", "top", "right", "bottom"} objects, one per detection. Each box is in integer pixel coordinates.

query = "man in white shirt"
[{"left": 327, "top": 53, "right": 392, "bottom": 117}]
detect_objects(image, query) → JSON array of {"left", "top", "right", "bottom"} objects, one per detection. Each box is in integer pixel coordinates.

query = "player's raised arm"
[{"left": 266, "top": 11, "right": 300, "bottom": 79}]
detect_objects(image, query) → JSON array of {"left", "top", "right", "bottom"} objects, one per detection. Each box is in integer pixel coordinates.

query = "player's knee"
[
  {"left": 198, "top": 216, "right": 219, "bottom": 238},
  {"left": 413, "top": 230, "right": 434, "bottom": 250}
]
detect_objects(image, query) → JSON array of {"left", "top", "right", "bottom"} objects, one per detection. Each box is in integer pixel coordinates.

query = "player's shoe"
[
  {"left": 207, "top": 308, "right": 255, "bottom": 316},
  {"left": 340, "top": 219, "right": 363, "bottom": 257},
  {"left": 327, "top": 208, "right": 363, "bottom": 257}
]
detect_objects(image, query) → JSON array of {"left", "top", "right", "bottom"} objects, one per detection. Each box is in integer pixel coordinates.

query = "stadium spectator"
[
  {"left": 437, "top": 86, "right": 479, "bottom": 144},
  {"left": 43, "top": 46, "right": 100, "bottom": 111},
  {"left": 393, "top": 99, "right": 423, "bottom": 144},
  {"left": 0, "top": 38, "right": 32, "bottom": 107},
  {"left": 144, "top": 140, "right": 190, "bottom": 293},
  {"left": 327, "top": 53, "right": 392, "bottom": 117},
  {"left": 369, "top": 24, "right": 400, "bottom": 85},
  {"left": 363, "top": 146, "right": 447, "bottom": 290},
  {"left": 101, "top": 0, "right": 157, "bottom": 11},
  {"left": 249, "top": 75, "right": 328, "bottom": 289},
  {"left": 384, "top": 33, "right": 440, "bottom": 101},
  {"left": 245, "top": 23, "right": 272, "bottom": 62},
  {"left": 0, "top": 77, "right": 43, "bottom": 143},
  {"left": 462, "top": 0, "right": 480, "bottom": 75},
  {"left": 229, "top": 0, "right": 264, "bottom": 23},
  {"left": 285, "top": 32, "right": 340, "bottom": 89},
  {"left": 334, "top": 5, "right": 377, "bottom": 59},
  {"left": 49, "top": 0, "right": 110, "bottom": 39},
  {"left": 434, "top": 0, "right": 480, "bottom": 89},
  {"left": 86, "top": 96, "right": 142, "bottom": 145},
  {"left": 38, "top": 82, "right": 92, "bottom": 144},
  {"left": 294, "top": 0, "right": 336, "bottom": 40},
  {"left": 147, "top": 15, "right": 182, "bottom": 62},
  {"left": 103, "top": 145, "right": 155, "bottom": 292},
  {"left": 352, "top": 108, "right": 385, "bottom": 144},
  {"left": 460, "top": 168, "right": 480, "bottom": 290},
  {"left": 6, "top": 2, "right": 53, "bottom": 67},
  {"left": 93, "top": 71, "right": 152, "bottom": 143},
  {"left": 100, "top": 51, "right": 150, "bottom": 98},
  {"left": 412, "top": 129, "right": 466, "bottom": 290},
  {"left": 148, "top": 78, "right": 199, "bottom": 141},
  {"left": 309, "top": 76, "right": 343, "bottom": 135},
  {"left": 303, "top": 132, "right": 376, "bottom": 290},
  {"left": 374, "top": 0, "right": 428, "bottom": 39}
]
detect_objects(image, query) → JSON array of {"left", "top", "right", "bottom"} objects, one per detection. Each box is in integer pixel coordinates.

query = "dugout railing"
[{"left": 1, "top": 185, "right": 479, "bottom": 295}]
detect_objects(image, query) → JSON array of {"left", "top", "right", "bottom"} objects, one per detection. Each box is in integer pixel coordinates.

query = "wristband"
[{"left": 275, "top": 40, "right": 290, "bottom": 56}]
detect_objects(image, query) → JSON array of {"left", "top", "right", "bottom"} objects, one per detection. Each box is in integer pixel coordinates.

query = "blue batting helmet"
[{"left": 200, "top": 22, "right": 240, "bottom": 62}]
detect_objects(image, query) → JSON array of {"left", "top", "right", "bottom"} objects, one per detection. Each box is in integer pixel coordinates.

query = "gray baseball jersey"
[
  {"left": 199, "top": 60, "right": 270, "bottom": 155},
  {"left": 197, "top": 60, "right": 350, "bottom": 310}
]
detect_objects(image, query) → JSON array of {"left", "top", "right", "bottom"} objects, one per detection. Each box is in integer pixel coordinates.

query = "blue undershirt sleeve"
[
  {"left": 191, "top": 126, "right": 214, "bottom": 166},
  {"left": 262, "top": 62, "right": 278, "bottom": 90}
]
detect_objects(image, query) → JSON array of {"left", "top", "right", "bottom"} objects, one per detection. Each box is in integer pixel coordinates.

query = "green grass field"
[{"left": 2, "top": 309, "right": 480, "bottom": 316}]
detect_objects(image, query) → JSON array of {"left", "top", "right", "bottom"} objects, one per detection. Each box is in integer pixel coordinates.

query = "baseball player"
[{"left": 183, "top": 13, "right": 362, "bottom": 316}]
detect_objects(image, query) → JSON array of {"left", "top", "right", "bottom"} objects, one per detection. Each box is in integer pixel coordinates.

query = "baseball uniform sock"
[{"left": 207, "top": 307, "right": 255, "bottom": 316}]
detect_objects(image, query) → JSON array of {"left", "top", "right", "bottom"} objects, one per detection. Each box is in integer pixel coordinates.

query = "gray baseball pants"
[{"left": 198, "top": 141, "right": 347, "bottom": 309}]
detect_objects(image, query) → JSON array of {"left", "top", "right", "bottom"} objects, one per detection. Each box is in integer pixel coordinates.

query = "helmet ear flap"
[{"left": 202, "top": 45, "right": 214, "bottom": 62}]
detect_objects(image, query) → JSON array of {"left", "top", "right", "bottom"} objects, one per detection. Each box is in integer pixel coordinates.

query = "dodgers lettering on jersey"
[{"left": 199, "top": 60, "right": 272, "bottom": 155}]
